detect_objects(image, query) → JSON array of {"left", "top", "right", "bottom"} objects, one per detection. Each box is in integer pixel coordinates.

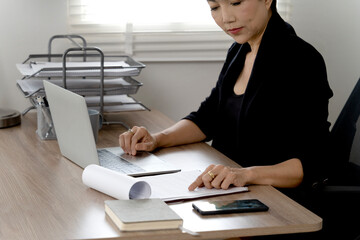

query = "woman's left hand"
[{"left": 188, "top": 164, "right": 251, "bottom": 191}]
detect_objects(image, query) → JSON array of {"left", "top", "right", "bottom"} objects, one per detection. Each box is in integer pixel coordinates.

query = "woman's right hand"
[{"left": 119, "top": 126, "right": 158, "bottom": 155}]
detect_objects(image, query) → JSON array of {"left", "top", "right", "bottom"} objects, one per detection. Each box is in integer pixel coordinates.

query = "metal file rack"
[
  {"left": 16, "top": 35, "right": 148, "bottom": 137},
  {"left": 17, "top": 35, "right": 148, "bottom": 114}
]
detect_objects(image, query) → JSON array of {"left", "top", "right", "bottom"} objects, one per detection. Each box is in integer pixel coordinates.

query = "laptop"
[{"left": 43, "top": 80, "right": 180, "bottom": 176}]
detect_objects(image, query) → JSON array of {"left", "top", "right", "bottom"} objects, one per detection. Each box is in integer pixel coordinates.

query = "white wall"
[
  {"left": 0, "top": 0, "right": 67, "bottom": 112},
  {"left": 1, "top": 0, "right": 359, "bottom": 126},
  {"left": 135, "top": 61, "right": 223, "bottom": 121}
]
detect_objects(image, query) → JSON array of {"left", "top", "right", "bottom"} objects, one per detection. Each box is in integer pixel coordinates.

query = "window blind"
[{"left": 67, "top": 0, "right": 292, "bottom": 62}]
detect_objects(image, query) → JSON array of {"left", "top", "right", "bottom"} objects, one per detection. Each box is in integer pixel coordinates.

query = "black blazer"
[{"left": 185, "top": 12, "right": 333, "bottom": 188}]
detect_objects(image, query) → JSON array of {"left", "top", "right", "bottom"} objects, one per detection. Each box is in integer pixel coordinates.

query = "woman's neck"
[{"left": 247, "top": 11, "right": 272, "bottom": 55}]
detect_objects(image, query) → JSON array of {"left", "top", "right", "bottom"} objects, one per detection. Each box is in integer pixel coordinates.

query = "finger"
[
  {"left": 131, "top": 126, "right": 154, "bottom": 154},
  {"left": 202, "top": 165, "right": 218, "bottom": 189},
  {"left": 211, "top": 167, "right": 229, "bottom": 189},
  {"left": 200, "top": 164, "right": 225, "bottom": 189},
  {"left": 124, "top": 132, "right": 133, "bottom": 154},
  {"left": 136, "top": 142, "right": 154, "bottom": 152},
  {"left": 188, "top": 165, "right": 215, "bottom": 191},
  {"left": 220, "top": 172, "right": 236, "bottom": 190},
  {"left": 123, "top": 127, "right": 136, "bottom": 154},
  {"left": 130, "top": 127, "right": 142, "bottom": 155},
  {"left": 188, "top": 174, "right": 205, "bottom": 191},
  {"left": 202, "top": 173, "right": 214, "bottom": 189},
  {"left": 188, "top": 168, "right": 212, "bottom": 191}
]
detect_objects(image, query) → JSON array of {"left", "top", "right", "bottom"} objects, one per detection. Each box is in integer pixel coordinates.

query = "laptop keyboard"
[{"left": 97, "top": 149, "right": 145, "bottom": 174}]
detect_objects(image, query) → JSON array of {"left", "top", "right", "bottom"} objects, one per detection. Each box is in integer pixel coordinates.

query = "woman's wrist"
[
  {"left": 153, "top": 132, "right": 168, "bottom": 148},
  {"left": 228, "top": 167, "right": 255, "bottom": 187},
  {"left": 240, "top": 167, "right": 257, "bottom": 186}
]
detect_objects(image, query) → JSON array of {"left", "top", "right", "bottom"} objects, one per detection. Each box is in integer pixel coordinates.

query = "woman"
[{"left": 119, "top": 0, "right": 333, "bottom": 195}]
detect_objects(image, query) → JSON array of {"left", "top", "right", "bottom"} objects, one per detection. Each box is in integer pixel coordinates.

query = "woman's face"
[{"left": 207, "top": 0, "right": 272, "bottom": 45}]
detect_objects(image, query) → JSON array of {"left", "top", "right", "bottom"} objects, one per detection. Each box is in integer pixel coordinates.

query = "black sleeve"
[{"left": 281, "top": 39, "right": 333, "bottom": 188}]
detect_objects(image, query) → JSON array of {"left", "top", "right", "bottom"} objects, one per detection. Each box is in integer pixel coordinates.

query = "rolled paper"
[{"left": 82, "top": 164, "right": 151, "bottom": 199}]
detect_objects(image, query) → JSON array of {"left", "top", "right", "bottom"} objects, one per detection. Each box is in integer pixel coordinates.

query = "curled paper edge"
[{"left": 82, "top": 164, "right": 151, "bottom": 200}]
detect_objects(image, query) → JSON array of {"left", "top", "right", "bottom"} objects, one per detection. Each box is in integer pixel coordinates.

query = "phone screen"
[{"left": 192, "top": 199, "right": 269, "bottom": 215}]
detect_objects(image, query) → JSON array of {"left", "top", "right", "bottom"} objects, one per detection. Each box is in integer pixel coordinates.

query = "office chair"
[{"left": 314, "top": 77, "right": 360, "bottom": 240}]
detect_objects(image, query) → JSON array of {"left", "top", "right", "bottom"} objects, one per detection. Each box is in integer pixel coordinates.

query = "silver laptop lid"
[{"left": 43, "top": 80, "right": 99, "bottom": 168}]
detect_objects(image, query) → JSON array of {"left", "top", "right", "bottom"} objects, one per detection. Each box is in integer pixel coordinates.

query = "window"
[
  {"left": 70, "top": 0, "right": 218, "bottom": 32},
  {"left": 67, "top": 0, "right": 292, "bottom": 61}
]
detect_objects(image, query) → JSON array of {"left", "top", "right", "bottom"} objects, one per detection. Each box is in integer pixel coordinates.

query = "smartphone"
[{"left": 192, "top": 199, "right": 269, "bottom": 215}]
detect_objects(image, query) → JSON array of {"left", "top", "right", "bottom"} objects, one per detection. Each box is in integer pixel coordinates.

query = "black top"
[
  {"left": 217, "top": 92, "right": 244, "bottom": 159},
  {"left": 184, "top": 12, "right": 333, "bottom": 189}
]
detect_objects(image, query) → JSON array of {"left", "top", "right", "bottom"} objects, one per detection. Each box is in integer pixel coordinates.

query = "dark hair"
[{"left": 271, "top": 0, "right": 277, "bottom": 13}]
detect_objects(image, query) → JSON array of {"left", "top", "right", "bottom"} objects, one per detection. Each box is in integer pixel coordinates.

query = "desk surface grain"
[{"left": 0, "top": 110, "right": 322, "bottom": 240}]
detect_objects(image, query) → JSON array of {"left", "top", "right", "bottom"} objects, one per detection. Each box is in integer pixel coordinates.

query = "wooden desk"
[{"left": 0, "top": 110, "right": 322, "bottom": 239}]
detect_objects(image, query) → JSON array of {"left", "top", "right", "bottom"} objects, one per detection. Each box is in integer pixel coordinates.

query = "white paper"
[
  {"left": 85, "top": 95, "right": 137, "bottom": 105},
  {"left": 17, "top": 61, "right": 140, "bottom": 77},
  {"left": 82, "top": 165, "right": 248, "bottom": 202},
  {"left": 17, "top": 78, "right": 131, "bottom": 92},
  {"left": 16, "top": 63, "right": 35, "bottom": 76},
  {"left": 139, "top": 170, "right": 249, "bottom": 202},
  {"left": 16, "top": 78, "right": 140, "bottom": 101},
  {"left": 85, "top": 95, "right": 146, "bottom": 112},
  {"left": 82, "top": 164, "right": 151, "bottom": 200}
]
